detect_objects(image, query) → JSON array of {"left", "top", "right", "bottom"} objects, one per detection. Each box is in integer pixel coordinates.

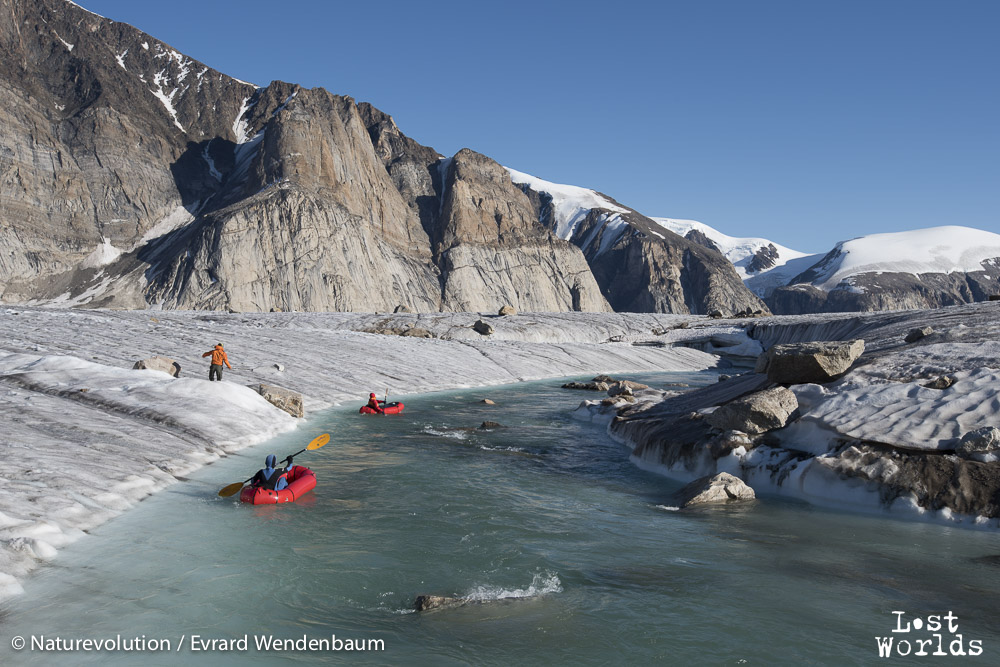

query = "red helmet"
[{"left": 370, "top": 393, "right": 376, "bottom": 398}]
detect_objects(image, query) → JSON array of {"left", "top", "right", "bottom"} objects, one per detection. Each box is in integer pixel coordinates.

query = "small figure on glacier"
[{"left": 201, "top": 342, "right": 232, "bottom": 381}]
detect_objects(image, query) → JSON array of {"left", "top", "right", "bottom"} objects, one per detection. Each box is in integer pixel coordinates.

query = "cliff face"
[
  {"left": 516, "top": 185, "right": 769, "bottom": 315},
  {"left": 0, "top": 0, "right": 761, "bottom": 314},
  {"left": 436, "top": 150, "right": 610, "bottom": 312},
  {"left": 768, "top": 267, "right": 1000, "bottom": 315}
]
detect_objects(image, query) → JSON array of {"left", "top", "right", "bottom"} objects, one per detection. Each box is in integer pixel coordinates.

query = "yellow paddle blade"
[
  {"left": 307, "top": 433, "right": 330, "bottom": 450},
  {"left": 218, "top": 482, "right": 246, "bottom": 497}
]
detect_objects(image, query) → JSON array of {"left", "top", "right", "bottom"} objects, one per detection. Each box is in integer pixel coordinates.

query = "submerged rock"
[
  {"left": 414, "top": 595, "right": 467, "bottom": 612},
  {"left": 479, "top": 421, "right": 504, "bottom": 430},
  {"left": 132, "top": 356, "right": 181, "bottom": 378},
  {"left": 706, "top": 387, "right": 798, "bottom": 435},
  {"left": 676, "top": 472, "right": 756, "bottom": 508},
  {"left": 755, "top": 339, "right": 865, "bottom": 384},
  {"left": 562, "top": 381, "right": 610, "bottom": 391}
]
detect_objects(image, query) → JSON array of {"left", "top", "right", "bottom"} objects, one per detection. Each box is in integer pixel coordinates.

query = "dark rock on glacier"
[
  {"left": 755, "top": 340, "right": 865, "bottom": 384},
  {"left": 956, "top": 427, "right": 1000, "bottom": 460},
  {"left": 705, "top": 387, "right": 798, "bottom": 435},
  {"left": 905, "top": 326, "right": 934, "bottom": 343},
  {"left": 132, "top": 356, "right": 181, "bottom": 377}
]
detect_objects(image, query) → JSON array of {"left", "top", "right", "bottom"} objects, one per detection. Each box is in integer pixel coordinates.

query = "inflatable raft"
[
  {"left": 359, "top": 401, "right": 405, "bottom": 415},
  {"left": 239, "top": 465, "right": 317, "bottom": 505}
]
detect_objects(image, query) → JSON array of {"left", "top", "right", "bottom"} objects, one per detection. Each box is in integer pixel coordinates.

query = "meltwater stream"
[{"left": 3, "top": 372, "right": 1000, "bottom": 665}]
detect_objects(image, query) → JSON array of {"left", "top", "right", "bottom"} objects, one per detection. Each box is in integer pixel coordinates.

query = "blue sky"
[{"left": 78, "top": 0, "right": 998, "bottom": 251}]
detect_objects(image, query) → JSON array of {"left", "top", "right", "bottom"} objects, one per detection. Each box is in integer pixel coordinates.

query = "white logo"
[{"left": 876, "top": 611, "right": 983, "bottom": 658}]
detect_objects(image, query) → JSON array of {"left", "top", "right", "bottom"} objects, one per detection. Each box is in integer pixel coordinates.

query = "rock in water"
[
  {"left": 498, "top": 305, "right": 516, "bottom": 316},
  {"left": 676, "top": 472, "right": 755, "bottom": 508},
  {"left": 755, "top": 339, "right": 865, "bottom": 384},
  {"left": 562, "top": 381, "right": 610, "bottom": 391},
  {"left": 132, "top": 356, "right": 181, "bottom": 378},
  {"left": 479, "top": 421, "right": 503, "bottom": 430},
  {"left": 414, "top": 595, "right": 467, "bottom": 612},
  {"left": 480, "top": 398, "right": 496, "bottom": 405},
  {"left": 393, "top": 305, "right": 412, "bottom": 313},
  {"left": 473, "top": 319, "right": 494, "bottom": 335},
  {"left": 607, "top": 380, "right": 649, "bottom": 397},
  {"left": 253, "top": 384, "right": 305, "bottom": 418},
  {"left": 706, "top": 387, "right": 798, "bottom": 434}
]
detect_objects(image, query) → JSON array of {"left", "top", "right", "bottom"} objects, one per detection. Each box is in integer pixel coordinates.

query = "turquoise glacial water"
[{"left": 3, "top": 372, "right": 1000, "bottom": 666}]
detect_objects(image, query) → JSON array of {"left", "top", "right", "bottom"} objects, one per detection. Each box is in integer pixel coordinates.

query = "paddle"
[{"left": 217, "top": 433, "right": 330, "bottom": 497}]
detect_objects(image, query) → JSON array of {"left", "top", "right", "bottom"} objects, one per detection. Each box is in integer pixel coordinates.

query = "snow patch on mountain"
[
  {"left": 505, "top": 168, "right": 628, "bottom": 240},
  {"left": 80, "top": 238, "right": 122, "bottom": 269}
]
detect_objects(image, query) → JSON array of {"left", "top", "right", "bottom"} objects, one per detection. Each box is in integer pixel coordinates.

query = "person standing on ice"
[
  {"left": 201, "top": 342, "right": 232, "bottom": 381},
  {"left": 366, "top": 392, "right": 384, "bottom": 414},
  {"left": 250, "top": 454, "right": 291, "bottom": 491}
]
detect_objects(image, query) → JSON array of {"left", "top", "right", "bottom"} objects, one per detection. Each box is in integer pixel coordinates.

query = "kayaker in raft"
[
  {"left": 201, "top": 342, "right": 232, "bottom": 381},
  {"left": 366, "top": 393, "right": 384, "bottom": 414},
  {"left": 250, "top": 454, "right": 292, "bottom": 491}
]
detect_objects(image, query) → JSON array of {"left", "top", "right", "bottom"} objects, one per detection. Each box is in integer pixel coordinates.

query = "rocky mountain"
[
  {"left": 507, "top": 171, "right": 767, "bottom": 314},
  {"left": 0, "top": 0, "right": 768, "bottom": 315},
  {"left": 651, "top": 218, "right": 818, "bottom": 299}
]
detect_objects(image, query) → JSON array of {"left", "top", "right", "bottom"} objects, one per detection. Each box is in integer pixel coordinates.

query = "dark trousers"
[{"left": 209, "top": 364, "right": 223, "bottom": 381}]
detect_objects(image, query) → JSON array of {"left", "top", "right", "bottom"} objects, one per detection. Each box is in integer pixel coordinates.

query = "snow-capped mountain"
[
  {"left": 504, "top": 169, "right": 768, "bottom": 315},
  {"left": 770, "top": 226, "right": 1000, "bottom": 314},
  {"left": 651, "top": 218, "right": 819, "bottom": 297}
]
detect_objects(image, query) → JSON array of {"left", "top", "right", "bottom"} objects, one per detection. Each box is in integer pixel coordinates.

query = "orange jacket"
[{"left": 202, "top": 346, "right": 231, "bottom": 368}]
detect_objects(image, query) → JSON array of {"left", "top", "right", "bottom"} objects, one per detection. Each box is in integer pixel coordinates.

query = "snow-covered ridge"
[
  {"left": 652, "top": 218, "right": 811, "bottom": 278},
  {"left": 799, "top": 226, "right": 1000, "bottom": 290},
  {"left": 652, "top": 217, "right": 819, "bottom": 297},
  {"left": 505, "top": 167, "right": 628, "bottom": 241}
]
